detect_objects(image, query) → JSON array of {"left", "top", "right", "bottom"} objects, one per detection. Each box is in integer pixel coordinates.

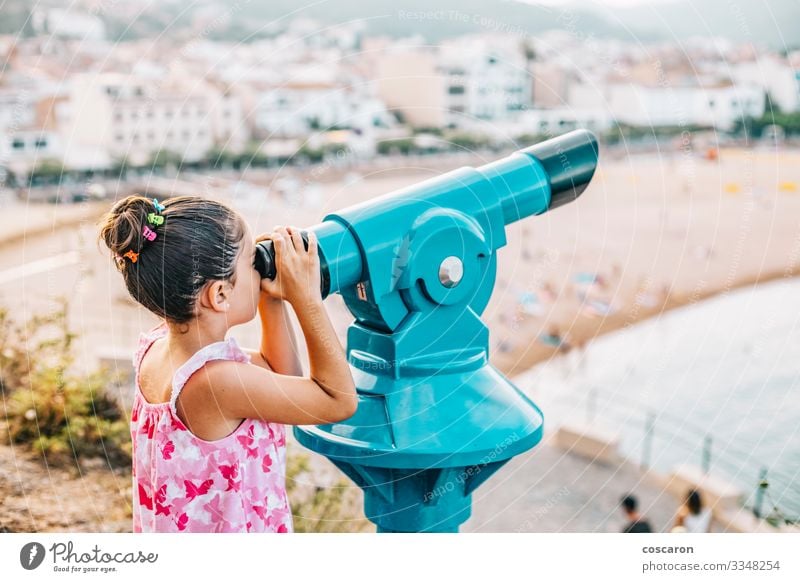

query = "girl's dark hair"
[
  {"left": 97, "top": 195, "right": 246, "bottom": 324},
  {"left": 687, "top": 489, "right": 703, "bottom": 515}
]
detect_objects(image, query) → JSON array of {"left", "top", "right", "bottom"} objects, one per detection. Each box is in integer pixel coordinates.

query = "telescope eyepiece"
[
  {"left": 254, "top": 232, "right": 331, "bottom": 298},
  {"left": 253, "top": 240, "right": 277, "bottom": 280}
]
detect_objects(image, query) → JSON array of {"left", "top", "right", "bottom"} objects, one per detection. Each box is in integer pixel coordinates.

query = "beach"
[{"left": 489, "top": 146, "right": 800, "bottom": 375}]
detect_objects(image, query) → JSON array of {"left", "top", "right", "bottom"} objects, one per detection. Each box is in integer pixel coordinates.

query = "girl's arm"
[
  {"left": 253, "top": 293, "right": 302, "bottom": 376},
  {"left": 210, "top": 296, "right": 357, "bottom": 425},
  {"left": 216, "top": 225, "right": 356, "bottom": 425}
]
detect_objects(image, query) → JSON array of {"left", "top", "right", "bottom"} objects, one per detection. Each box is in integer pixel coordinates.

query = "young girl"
[{"left": 97, "top": 195, "right": 357, "bottom": 533}]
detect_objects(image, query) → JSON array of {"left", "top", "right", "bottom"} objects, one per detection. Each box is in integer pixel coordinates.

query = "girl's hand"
[{"left": 256, "top": 226, "right": 321, "bottom": 305}]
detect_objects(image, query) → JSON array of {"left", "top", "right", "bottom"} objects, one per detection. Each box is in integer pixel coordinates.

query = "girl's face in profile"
[{"left": 226, "top": 221, "right": 262, "bottom": 325}]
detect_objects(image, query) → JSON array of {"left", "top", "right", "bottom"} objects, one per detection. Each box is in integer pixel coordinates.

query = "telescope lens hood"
[{"left": 522, "top": 129, "right": 599, "bottom": 209}]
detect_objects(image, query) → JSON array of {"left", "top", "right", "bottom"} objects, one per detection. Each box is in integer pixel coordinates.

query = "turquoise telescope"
[{"left": 281, "top": 130, "right": 598, "bottom": 532}]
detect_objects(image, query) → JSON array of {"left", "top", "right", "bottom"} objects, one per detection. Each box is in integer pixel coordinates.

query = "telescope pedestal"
[{"left": 293, "top": 318, "right": 544, "bottom": 533}]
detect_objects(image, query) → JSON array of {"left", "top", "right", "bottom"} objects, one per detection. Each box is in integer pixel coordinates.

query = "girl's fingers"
[
  {"left": 307, "top": 230, "right": 318, "bottom": 256},
  {"left": 287, "top": 226, "right": 304, "bottom": 253},
  {"left": 273, "top": 227, "right": 293, "bottom": 255},
  {"left": 271, "top": 231, "right": 286, "bottom": 260}
]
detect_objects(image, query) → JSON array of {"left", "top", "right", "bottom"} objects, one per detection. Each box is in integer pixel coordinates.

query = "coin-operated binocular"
[{"left": 255, "top": 130, "right": 599, "bottom": 532}]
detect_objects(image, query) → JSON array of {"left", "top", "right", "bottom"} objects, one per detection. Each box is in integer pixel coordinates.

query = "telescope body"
[{"left": 292, "top": 130, "right": 599, "bottom": 532}]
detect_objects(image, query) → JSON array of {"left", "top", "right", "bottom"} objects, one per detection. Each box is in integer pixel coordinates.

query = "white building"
[
  {"left": 0, "top": 89, "right": 37, "bottom": 135},
  {"left": 569, "top": 81, "right": 765, "bottom": 130},
  {"left": 733, "top": 58, "right": 800, "bottom": 113},
  {"left": 438, "top": 36, "right": 531, "bottom": 126},
  {"left": 519, "top": 108, "right": 613, "bottom": 137},
  {"left": 207, "top": 86, "right": 248, "bottom": 153},
  {"left": 465, "top": 107, "right": 612, "bottom": 144},
  {"left": 253, "top": 81, "right": 394, "bottom": 139},
  {"left": 0, "top": 87, "right": 73, "bottom": 174},
  {"left": 66, "top": 73, "right": 247, "bottom": 167},
  {"left": 377, "top": 36, "right": 532, "bottom": 129},
  {"left": 0, "top": 129, "right": 63, "bottom": 175},
  {"left": 32, "top": 8, "right": 106, "bottom": 41}
]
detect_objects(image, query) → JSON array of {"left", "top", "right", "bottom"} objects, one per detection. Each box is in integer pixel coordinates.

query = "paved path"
[{"left": 464, "top": 437, "right": 725, "bottom": 532}]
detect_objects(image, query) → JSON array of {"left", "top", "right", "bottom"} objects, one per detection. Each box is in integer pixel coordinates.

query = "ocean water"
[{"left": 515, "top": 277, "right": 800, "bottom": 520}]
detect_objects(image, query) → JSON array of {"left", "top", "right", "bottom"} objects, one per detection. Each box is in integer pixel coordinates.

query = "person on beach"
[
  {"left": 97, "top": 195, "right": 357, "bottom": 533},
  {"left": 620, "top": 494, "right": 653, "bottom": 533},
  {"left": 672, "top": 489, "right": 712, "bottom": 533}
]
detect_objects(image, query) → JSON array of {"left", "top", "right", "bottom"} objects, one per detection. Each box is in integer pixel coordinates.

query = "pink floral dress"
[{"left": 130, "top": 322, "right": 293, "bottom": 533}]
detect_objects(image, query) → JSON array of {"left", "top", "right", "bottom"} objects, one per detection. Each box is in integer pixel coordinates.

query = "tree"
[
  {"left": 27, "top": 159, "right": 64, "bottom": 185},
  {"left": 148, "top": 149, "right": 183, "bottom": 170}
]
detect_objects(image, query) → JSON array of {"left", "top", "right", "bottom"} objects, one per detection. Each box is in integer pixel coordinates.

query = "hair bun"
[
  {"left": 97, "top": 195, "right": 158, "bottom": 265},
  {"left": 95, "top": 195, "right": 244, "bottom": 324}
]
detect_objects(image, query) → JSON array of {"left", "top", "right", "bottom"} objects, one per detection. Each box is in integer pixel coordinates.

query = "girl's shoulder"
[
  {"left": 133, "top": 324, "right": 255, "bottom": 414},
  {"left": 170, "top": 334, "right": 253, "bottom": 412},
  {"left": 175, "top": 335, "right": 252, "bottom": 381}
]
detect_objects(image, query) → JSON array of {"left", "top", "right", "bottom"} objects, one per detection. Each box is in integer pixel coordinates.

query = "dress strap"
[
  {"left": 132, "top": 321, "right": 169, "bottom": 369},
  {"left": 168, "top": 335, "right": 251, "bottom": 418}
]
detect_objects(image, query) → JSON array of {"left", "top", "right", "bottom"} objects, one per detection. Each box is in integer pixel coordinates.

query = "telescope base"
[
  {"left": 330, "top": 461, "right": 509, "bottom": 533},
  {"left": 294, "top": 359, "right": 544, "bottom": 533}
]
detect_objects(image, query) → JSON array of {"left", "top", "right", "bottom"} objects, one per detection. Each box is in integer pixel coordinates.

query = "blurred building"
[
  {"left": 733, "top": 58, "right": 800, "bottom": 113},
  {"left": 0, "top": 89, "right": 37, "bottom": 134},
  {"left": 65, "top": 73, "right": 247, "bottom": 167},
  {"left": 252, "top": 80, "right": 393, "bottom": 139},
  {"left": 376, "top": 48, "right": 445, "bottom": 128},
  {"left": 438, "top": 36, "right": 531, "bottom": 126},
  {"left": 570, "top": 81, "right": 765, "bottom": 130},
  {"left": 530, "top": 61, "right": 574, "bottom": 109},
  {"left": 0, "top": 78, "right": 71, "bottom": 175},
  {"left": 1, "top": 12, "right": 797, "bottom": 177},
  {"left": 31, "top": 8, "right": 106, "bottom": 41},
  {"left": 376, "top": 35, "right": 532, "bottom": 129}
]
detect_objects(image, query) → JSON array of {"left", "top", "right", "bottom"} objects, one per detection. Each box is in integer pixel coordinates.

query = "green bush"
[
  {"left": 377, "top": 138, "right": 415, "bottom": 156},
  {"left": 148, "top": 149, "right": 184, "bottom": 169},
  {"left": 733, "top": 110, "right": 800, "bottom": 138},
  {"left": 447, "top": 133, "right": 490, "bottom": 150},
  {"left": 2, "top": 299, "right": 131, "bottom": 468},
  {"left": 0, "top": 307, "right": 36, "bottom": 395},
  {"left": 27, "top": 159, "right": 64, "bottom": 186}
]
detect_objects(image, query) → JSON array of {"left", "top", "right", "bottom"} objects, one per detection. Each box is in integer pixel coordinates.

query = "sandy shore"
[{"left": 488, "top": 147, "right": 800, "bottom": 376}]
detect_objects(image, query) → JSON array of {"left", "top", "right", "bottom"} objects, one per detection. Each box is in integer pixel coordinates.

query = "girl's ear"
[{"left": 199, "top": 280, "right": 231, "bottom": 312}]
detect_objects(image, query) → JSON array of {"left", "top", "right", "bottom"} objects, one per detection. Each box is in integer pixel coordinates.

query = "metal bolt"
[{"left": 438, "top": 256, "right": 463, "bottom": 288}]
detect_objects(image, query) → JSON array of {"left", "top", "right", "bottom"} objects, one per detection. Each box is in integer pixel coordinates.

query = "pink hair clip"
[{"left": 142, "top": 225, "right": 157, "bottom": 241}]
